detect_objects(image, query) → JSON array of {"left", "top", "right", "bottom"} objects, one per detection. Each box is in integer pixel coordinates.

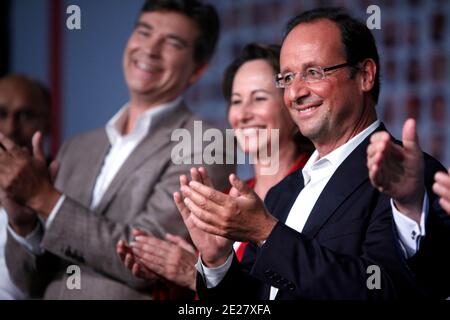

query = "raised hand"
[
  {"left": 367, "top": 119, "right": 425, "bottom": 223},
  {"left": 0, "top": 132, "right": 62, "bottom": 235},
  {"left": 433, "top": 169, "right": 450, "bottom": 215},
  {"left": 0, "top": 131, "right": 61, "bottom": 217},
  {"left": 180, "top": 170, "right": 278, "bottom": 267},
  {"left": 175, "top": 167, "right": 234, "bottom": 267}
]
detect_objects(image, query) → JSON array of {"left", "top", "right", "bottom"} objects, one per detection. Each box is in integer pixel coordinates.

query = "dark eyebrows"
[
  {"left": 303, "top": 61, "right": 318, "bottom": 69},
  {"left": 252, "top": 89, "right": 271, "bottom": 95},
  {"left": 280, "top": 61, "right": 320, "bottom": 74},
  {"left": 166, "top": 34, "right": 188, "bottom": 47},
  {"left": 135, "top": 21, "right": 152, "bottom": 30},
  {"left": 134, "top": 21, "right": 188, "bottom": 47}
]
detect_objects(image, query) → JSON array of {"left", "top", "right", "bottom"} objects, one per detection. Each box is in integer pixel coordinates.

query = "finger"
[
  {"left": 132, "top": 229, "right": 148, "bottom": 238},
  {"left": 367, "top": 139, "right": 403, "bottom": 171},
  {"left": 190, "top": 167, "right": 204, "bottom": 184},
  {"left": 0, "top": 132, "right": 16, "bottom": 151},
  {"left": 117, "top": 240, "right": 133, "bottom": 263},
  {"left": 369, "top": 131, "right": 390, "bottom": 150},
  {"left": 367, "top": 143, "right": 405, "bottom": 190},
  {"left": 228, "top": 186, "right": 241, "bottom": 197},
  {"left": 229, "top": 174, "right": 253, "bottom": 196},
  {"left": 368, "top": 154, "right": 389, "bottom": 192},
  {"left": 116, "top": 240, "right": 128, "bottom": 255},
  {"left": 434, "top": 172, "right": 450, "bottom": 189},
  {"left": 32, "top": 131, "right": 46, "bottom": 163},
  {"left": 367, "top": 146, "right": 384, "bottom": 174},
  {"left": 181, "top": 185, "right": 227, "bottom": 217},
  {"left": 174, "top": 191, "right": 191, "bottom": 223},
  {"left": 180, "top": 174, "right": 189, "bottom": 188},
  {"left": 124, "top": 253, "right": 135, "bottom": 270},
  {"left": 136, "top": 264, "right": 159, "bottom": 280},
  {"left": 198, "top": 167, "right": 214, "bottom": 188},
  {"left": 131, "top": 262, "right": 142, "bottom": 277},
  {"left": 366, "top": 134, "right": 388, "bottom": 160},
  {"left": 433, "top": 179, "right": 450, "bottom": 201},
  {"left": 135, "top": 255, "right": 165, "bottom": 276},
  {"left": 187, "top": 206, "right": 226, "bottom": 237},
  {"left": 402, "top": 118, "right": 420, "bottom": 151},
  {"left": 132, "top": 247, "right": 167, "bottom": 268},
  {"left": 132, "top": 249, "right": 170, "bottom": 277},
  {"left": 49, "top": 160, "right": 60, "bottom": 183},
  {"left": 135, "top": 261, "right": 161, "bottom": 279},
  {"left": 165, "top": 233, "right": 196, "bottom": 254},
  {"left": 183, "top": 196, "right": 221, "bottom": 229},
  {"left": 132, "top": 236, "right": 173, "bottom": 255},
  {"left": 375, "top": 146, "right": 405, "bottom": 181},
  {"left": 188, "top": 180, "right": 228, "bottom": 205}
]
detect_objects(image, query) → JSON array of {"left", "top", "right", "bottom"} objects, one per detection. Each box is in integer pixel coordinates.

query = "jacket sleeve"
[{"left": 406, "top": 153, "right": 450, "bottom": 298}]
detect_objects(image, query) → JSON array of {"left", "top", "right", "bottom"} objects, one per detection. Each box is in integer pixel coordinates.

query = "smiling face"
[
  {"left": 123, "top": 11, "right": 201, "bottom": 106},
  {"left": 228, "top": 59, "right": 297, "bottom": 154},
  {"left": 280, "top": 19, "right": 375, "bottom": 152}
]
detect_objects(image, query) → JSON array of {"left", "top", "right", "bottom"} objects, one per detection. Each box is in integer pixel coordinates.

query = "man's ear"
[
  {"left": 187, "top": 62, "right": 209, "bottom": 86},
  {"left": 359, "top": 58, "right": 377, "bottom": 93}
]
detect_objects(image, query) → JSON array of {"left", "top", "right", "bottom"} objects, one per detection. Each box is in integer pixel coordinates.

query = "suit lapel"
[
  {"left": 301, "top": 124, "right": 386, "bottom": 237},
  {"left": 273, "top": 170, "right": 305, "bottom": 224},
  {"left": 94, "top": 104, "right": 192, "bottom": 214},
  {"left": 76, "top": 130, "right": 111, "bottom": 207}
]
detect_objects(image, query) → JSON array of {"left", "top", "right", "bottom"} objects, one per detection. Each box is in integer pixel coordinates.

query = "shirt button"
[{"left": 411, "top": 230, "right": 417, "bottom": 240}]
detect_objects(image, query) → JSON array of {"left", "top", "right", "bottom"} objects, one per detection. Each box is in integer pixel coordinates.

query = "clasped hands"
[
  {"left": 0, "top": 132, "right": 60, "bottom": 235},
  {"left": 175, "top": 167, "right": 278, "bottom": 267}
]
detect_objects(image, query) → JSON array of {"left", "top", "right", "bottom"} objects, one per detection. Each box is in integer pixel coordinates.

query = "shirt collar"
[
  {"left": 105, "top": 96, "right": 183, "bottom": 145},
  {"left": 302, "top": 120, "right": 380, "bottom": 185}
]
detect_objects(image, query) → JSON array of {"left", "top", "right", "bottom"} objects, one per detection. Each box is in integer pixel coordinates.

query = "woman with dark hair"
[{"left": 122, "top": 43, "right": 313, "bottom": 298}]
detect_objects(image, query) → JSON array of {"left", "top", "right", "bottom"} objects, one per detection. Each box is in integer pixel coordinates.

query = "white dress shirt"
[
  {"left": 197, "top": 120, "right": 428, "bottom": 300},
  {"left": 0, "top": 209, "right": 27, "bottom": 299},
  {"left": 7, "top": 97, "right": 183, "bottom": 255}
]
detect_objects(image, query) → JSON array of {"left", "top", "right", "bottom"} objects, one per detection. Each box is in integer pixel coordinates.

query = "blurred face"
[
  {"left": 123, "top": 11, "right": 201, "bottom": 105},
  {"left": 0, "top": 77, "right": 48, "bottom": 148},
  {"left": 228, "top": 59, "right": 297, "bottom": 154},
  {"left": 280, "top": 19, "right": 369, "bottom": 149}
]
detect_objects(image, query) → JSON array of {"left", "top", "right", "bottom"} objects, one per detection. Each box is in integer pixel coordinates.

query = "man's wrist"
[
  {"left": 27, "top": 185, "right": 62, "bottom": 219},
  {"left": 201, "top": 249, "right": 232, "bottom": 268},
  {"left": 393, "top": 188, "right": 425, "bottom": 224},
  {"left": 252, "top": 214, "right": 278, "bottom": 246}
]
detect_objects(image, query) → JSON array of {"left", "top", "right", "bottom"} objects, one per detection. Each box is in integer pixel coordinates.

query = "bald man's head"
[{"left": 0, "top": 74, "right": 50, "bottom": 148}]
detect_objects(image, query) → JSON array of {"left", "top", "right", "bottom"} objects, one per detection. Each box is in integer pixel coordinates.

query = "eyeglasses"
[{"left": 275, "top": 62, "right": 352, "bottom": 88}]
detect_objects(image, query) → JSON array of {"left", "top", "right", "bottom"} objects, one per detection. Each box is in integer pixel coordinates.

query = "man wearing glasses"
[{"left": 176, "top": 8, "right": 449, "bottom": 299}]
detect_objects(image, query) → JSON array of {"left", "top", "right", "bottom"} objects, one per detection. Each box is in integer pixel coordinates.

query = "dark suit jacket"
[
  {"left": 197, "top": 124, "right": 447, "bottom": 300},
  {"left": 6, "top": 103, "right": 234, "bottom": 299},
  {"left": 406, "top": 159, "right": 450, "bottom": 299}
]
